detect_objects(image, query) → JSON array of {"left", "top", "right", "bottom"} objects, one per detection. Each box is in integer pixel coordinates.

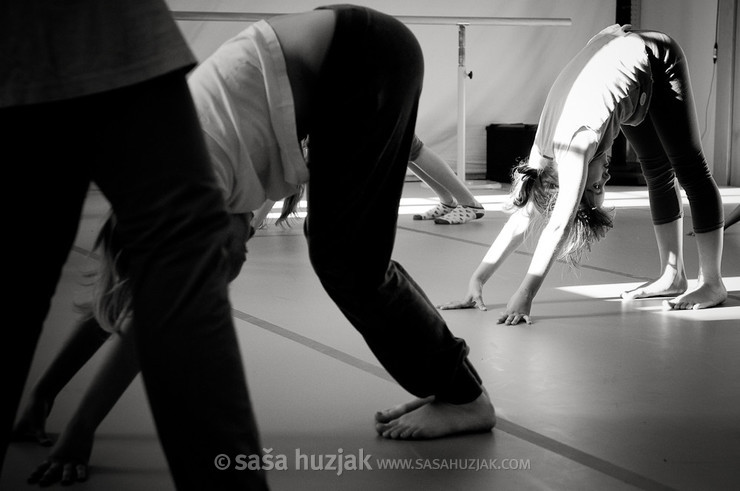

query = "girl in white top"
[{"left": 442, "top": 25, "right": 727, "bottom": 324}]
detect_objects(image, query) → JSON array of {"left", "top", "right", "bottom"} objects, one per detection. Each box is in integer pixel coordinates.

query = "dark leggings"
[
  {"left": 409, "top": 133, "right": 424, "bottom": 162},
  {"left": 621, "top": 31, "right": 724, "bottom": 233},
  {"left": 2, "top": 71, "right": 266, "bottom": 489},
  {"left": 307, "top": 5, "right": 483, "bottom": 404}
]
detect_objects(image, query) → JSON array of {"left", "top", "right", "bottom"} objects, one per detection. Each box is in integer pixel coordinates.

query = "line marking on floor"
[
  {"left": 67, "top": 237, "right": 720, "bottom": 490},
  {"left": 232, "top": 308, "right": 678, "bottom": 491}
]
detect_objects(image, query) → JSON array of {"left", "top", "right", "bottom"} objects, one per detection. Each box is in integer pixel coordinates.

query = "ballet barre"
[{"left": 172, "top": 11, "right": 570, "bottom": 26}]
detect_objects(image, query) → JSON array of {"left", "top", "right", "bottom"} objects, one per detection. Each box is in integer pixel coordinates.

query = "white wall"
[
  {"left": 169, "top": 1, "right": 725, "bottom": 178},
  {"left": 169, "top": 0, "right": 615, "bottom": 175}
]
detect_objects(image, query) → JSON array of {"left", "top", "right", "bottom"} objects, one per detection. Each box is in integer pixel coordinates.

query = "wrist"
[
  {"left": 516, "top": 285, "right": 536, "bottom": 301},
  {"left": 471, "top": 274, "right": 487, "bottom": 287},
  {"left": 518, "top": 273, "right": 544, "bottom": 299}
]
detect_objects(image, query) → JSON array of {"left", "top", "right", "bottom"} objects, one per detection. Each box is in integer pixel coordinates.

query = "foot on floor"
[
  {"left": 434, "top": 205, "right": 484, "bottom": 225},
  {"left": 414, "top": 202, "right": 457, "bottom": 221},
  {"left": 375, "top": 392, "right": 495, "bottom": 439}
]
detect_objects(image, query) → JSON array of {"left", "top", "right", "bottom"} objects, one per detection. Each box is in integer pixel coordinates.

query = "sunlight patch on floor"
[
  {"left": 558, "top": 276, "right": 740, "bottom": 298},
  {"left": 557, "top": 277, "right": 740, "bottom": 321}
]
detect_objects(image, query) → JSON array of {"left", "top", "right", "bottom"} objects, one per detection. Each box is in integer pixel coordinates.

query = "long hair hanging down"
[
  {"left": 84, "top": 188, "right": 302, "bottom": 333},
  {"left": 275, "top": 184, "right": 305, "bottom": 227},
  {"left": 84, "top": 185, "right": 303, "bottom": 333},
  {"left": 270, "top": 136, "right": 310, "bottom": 228},
  {"left": 78, "top": 213, "right": 132, "bottom": 333},
  {"left": 507, "top": 158, "right": 614, "bottom": 267}
]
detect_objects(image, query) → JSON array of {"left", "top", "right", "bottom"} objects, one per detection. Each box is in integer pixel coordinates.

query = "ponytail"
[
  {"left": 506, "top": 158, "right": 558, "bottom": 214},
  {"left": 559, "top": 202, "right": 614, "bottom": 267}
]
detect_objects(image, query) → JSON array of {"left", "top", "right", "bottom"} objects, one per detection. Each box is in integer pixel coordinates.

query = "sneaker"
[
  {"left": 434, "top": 205, "right": 484, "bottom": 225},
  {"left": 413, "top": 202, "right": 456, "bottom": 220}
]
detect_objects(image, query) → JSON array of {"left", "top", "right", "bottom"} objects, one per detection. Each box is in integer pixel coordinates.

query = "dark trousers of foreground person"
[{"left": 1, "top": 70, "right": 268, "bottom": 490}]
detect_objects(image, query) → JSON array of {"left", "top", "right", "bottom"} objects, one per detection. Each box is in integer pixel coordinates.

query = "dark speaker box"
[{"left": 485, "top": 123, "right": 537, "bottom": 183}]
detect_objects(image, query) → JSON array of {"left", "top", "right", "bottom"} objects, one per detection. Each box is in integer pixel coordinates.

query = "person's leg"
[
  {"left": 407, "top": 135, "right": 457, "bottom": 219},
  {"left": 621, "top": 119, "right": 688, "bottom": 300},
  {"left": 13, "top": 312, "right": 110, "bottom": 447},
  {"left": 1, "top": 100, "right": 93, "bottom": 472},
  {"left": 407, "top": 163, "right": 456, "bottom": 206},
  {"left": 415, "top": 145, "right": 481, "bottom": 208},
  {"left": 409, "top": 143, "right": 484, "bottom": 224},
  {"left": 88, "top": 72, "right": 267, "bottom": 489},
  {"left": 672, "top": 228, "right": 725, "bottom": 309},
  {"left": 306, "top": 6, "right": 494, "bottom": 439},
  {"left": 725, "top": 204, "right": 740, "bottom": 231},
  {"left": 639, "top": 32, "right": 726, "bottom": 309}
]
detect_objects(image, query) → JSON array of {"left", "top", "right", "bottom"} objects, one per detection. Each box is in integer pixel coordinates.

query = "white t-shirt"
[
  {"left": 531, "top": 24, "right": 653, "bottom": 168},
  {"left": 188, "top": 20, "right": 308, "bottom": 214}
]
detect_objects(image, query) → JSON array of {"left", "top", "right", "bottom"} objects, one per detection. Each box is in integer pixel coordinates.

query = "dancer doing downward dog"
[
  {"left": 441, "top": 24, "right": 727, "bottom": 324},
  {"left": 14, "top": 5, "right": 495, "bottom": 486}
]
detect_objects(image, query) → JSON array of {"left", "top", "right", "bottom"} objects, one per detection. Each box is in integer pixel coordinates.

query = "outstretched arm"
[
  {"left": 13, "top": 313, "right": 110, "bottom": 446},
  {"left": 438, "top": 205, "right": 534, "bottom": 311},
  {"left": 500, "top": 130, "right": 594, "bottom": 325},
  {"left": 26, "top": 214, "right": 250, "bottom": 486},
  {"left": 28, "top": 323, "right": 140, "bottom": 487}
]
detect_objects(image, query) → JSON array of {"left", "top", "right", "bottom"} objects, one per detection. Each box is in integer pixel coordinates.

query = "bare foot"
[
  {"left": 375, "top": 396, "right": 434, "bottom": 424},
  {"left": 375, "top": 391, "right": 495, "bottom": 440},
  {"left": 12, "top": 396, "right": 53, "bottom": 447},
  {"left": 664, "top": 280, "right": 728, "bottom": 310},
  {"left": 622, "top": 269, "right": 688, "bottom": 300}
]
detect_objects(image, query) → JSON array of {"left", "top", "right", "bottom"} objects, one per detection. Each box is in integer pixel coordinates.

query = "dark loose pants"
[
  {"left": 621, "top": 31, "right": 724, "bottom": 233},
  {"left": 1, "top": 71, "right": 267, "bottom": 490},
  {"left": 307, "top": 5, "right": 483, "bottom": 405}
]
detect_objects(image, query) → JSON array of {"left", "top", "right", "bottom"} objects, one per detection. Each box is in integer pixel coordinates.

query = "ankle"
[
  {"left": 697, "top": 272, "right": 724, "bottom": 285},
  {"left": 660, "top": 264, "right": 685, "bottom": 279}
]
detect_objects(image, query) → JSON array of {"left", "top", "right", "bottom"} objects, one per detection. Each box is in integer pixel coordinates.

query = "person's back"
[{"left": 534, "top": 25, "right": 653, "bottom": 167}]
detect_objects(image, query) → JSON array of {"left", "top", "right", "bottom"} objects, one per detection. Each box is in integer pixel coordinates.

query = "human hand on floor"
[
  {"left": 497, "top": 292, "right": 533, "bottom": 325},
  {"left": 28, "top": 458, "right": 89, "bottom": 486},
  {"left": 437, "top": 280, "right": 487, "bottom": 311},
  {"left": 27, "top": 429, "right": 94, "bottom": 486}
]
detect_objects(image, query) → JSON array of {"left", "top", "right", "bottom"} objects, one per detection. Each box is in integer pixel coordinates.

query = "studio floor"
[{"left": 2, "top": 181, "right": 739, "bottom": 491}]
